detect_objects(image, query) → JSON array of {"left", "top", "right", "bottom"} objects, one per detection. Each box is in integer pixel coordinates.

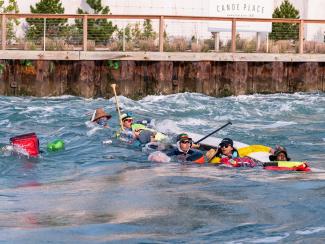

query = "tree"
[
  {"left": 269, "top": 0, "right": 300, "bottom": 41},
  {"left": 117, "top": 24, "right": 132, "bottom": 42},
  {"left": 0, "top": 0, "right": 19, "bottom": 44},
  {"left": 131, "top": 22, "right": 142, "bottom": 40},
  {"left": 142, "top": 19, "right": 156, "bottom": 39},
  {"left": 76, "top": 0, "right": 117, "bottom": 44},
  {"left": 0, "top": 0, "right": 19, "bottom": 13},
  {"left": 26, "top": 0, "right": 67, "bottom": 40}
]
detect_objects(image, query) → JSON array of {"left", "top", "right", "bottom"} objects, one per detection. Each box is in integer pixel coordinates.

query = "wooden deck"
[{"left": 1, "top": 50, "right": 325, "bottom": 62}]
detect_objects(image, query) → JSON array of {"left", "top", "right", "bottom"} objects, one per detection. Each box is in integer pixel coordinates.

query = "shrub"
[{"left": 165, "top": 37, "right": 188, "bottom": 52}]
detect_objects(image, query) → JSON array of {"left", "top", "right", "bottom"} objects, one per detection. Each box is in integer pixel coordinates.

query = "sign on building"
[{"left": 208, "top": 0, "right": 273, "bottom": 33}]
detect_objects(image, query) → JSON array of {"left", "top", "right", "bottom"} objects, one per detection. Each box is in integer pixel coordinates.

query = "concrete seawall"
[{"left": 0, "top": 52, "right": 324, "bottom": 98}]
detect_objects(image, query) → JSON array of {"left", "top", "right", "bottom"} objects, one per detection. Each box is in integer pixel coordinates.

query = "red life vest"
[
  {"left": 10, "top": 133, "right": 40, "bottom": 157},
  {"left": 220, "top": 157, "right": 257, "bottom": 167}
]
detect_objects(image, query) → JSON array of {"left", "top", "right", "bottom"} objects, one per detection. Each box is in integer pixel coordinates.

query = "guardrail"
[{"left": 2, "top": 13, "right": 325, "bottom": 54}]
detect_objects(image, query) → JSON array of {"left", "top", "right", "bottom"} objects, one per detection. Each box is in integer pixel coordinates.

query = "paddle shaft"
[
  {"left": 111, "top": 84, "right": 124, "bottom": 131},
  {"left": 195, "top": 121, "right": 232, "bottom": 144}
]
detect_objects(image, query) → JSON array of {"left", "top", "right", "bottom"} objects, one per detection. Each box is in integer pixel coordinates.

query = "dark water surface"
[{"left": 0, "top": 93, "right": 324, "bottom": 243}]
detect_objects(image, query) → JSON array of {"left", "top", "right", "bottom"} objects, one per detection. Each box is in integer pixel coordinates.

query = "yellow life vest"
[{"left": 210, "top": 156, "right": 221, "bottom": 164}]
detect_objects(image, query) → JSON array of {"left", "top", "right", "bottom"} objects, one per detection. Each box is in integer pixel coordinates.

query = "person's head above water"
[
  {"left": 269, "top": 145, "right": 291, "bottom": 161},
  {"left": 91, "top": 108, "right": 112, "bottom": 127},
  {"left": 219, "top": 138, "right": 234, "bottom": 157},
  {"left": 121, "top": 113, "right": 133, "bottom": 129},
  {"left": 177, "top": 133, "right": 192, "bottom": 153}
]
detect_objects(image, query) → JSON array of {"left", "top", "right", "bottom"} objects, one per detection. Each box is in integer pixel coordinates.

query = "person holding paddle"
[
  {"left": 206, "top": 138, "right": 239, "bottom": 163},
  {"left": 206, "top": 138, "right": 259, "bottom": 167},
  {"left": 119, "top": 113, "right": 135, "bottom": 143},
  {"left": 166, "top": 133, "right": 205, "bottom": 164}
]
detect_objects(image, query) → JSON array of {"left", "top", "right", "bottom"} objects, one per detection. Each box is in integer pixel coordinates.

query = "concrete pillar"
[
  {"left": 214, "top": 32, "right": 220, "bottom": 52},
  {"left": 256, "top": 32, "right": 261, "bottom": 52}
]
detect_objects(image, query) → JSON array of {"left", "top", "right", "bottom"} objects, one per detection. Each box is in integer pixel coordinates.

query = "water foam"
[{"left": 295, "top": 226, "right": 325, "bottom": 235}]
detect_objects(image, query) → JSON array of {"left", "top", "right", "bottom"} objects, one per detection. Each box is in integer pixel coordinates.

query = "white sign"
[{"left": 208, "top": 0, "right": 273, "bottom": 33}]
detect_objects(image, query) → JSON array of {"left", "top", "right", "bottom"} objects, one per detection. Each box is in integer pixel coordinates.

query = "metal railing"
[{"left": 1, "top": 13, "right": 325, "bottom": 54}]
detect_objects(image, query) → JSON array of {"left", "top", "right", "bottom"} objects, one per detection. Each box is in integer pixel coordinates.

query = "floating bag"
[
  {"left": 10, "top": 133, "right": 40, "bottom": 157},
  {"left": 47, "top": 139, "right": 65, "bottom": 152}
]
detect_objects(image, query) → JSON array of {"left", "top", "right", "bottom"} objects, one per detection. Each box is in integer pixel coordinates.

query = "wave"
[{"left": 295, "top": 226, "right": 325, "bottom": 235}]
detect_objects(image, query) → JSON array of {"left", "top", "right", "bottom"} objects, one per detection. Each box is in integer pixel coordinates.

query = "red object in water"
[
  {"left": 220, "top": 157, "right": 257, "bottom": 167},
  {"left": 264, "top": 163, "right": 311, "bottom": 172},
  {"left": 10, "top": 133, "right": 40, "bottom": 157},
  {"left": 193, "top": 155, "right": 205, "bottom": 164}
]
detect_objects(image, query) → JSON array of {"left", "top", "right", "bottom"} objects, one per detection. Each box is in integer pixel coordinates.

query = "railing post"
[
  {"left": 299, "top": 19, "right": 304, "bottom": 54},
  {"left": 122, "top": 26, "right": 126, "bottom": 52},
  {"left": 159, "top": 16, "right": 164, "bottom": 52},
  {"left": 231, "top": 18, "right": 236, "bottom": 53},
  {"left": 266, "top": 33, "right": 269, "bottom": 53},
  {"left": 43, "top": 18, "right": 46, "bottom": 51},
  {"left": 83, "top": 15, "right": 88, "bottom": 51},
  {"left": 1, "top": 14, "right": 6, "bottom": 50}
]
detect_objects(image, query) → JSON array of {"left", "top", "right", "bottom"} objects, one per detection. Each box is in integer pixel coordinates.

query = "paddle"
[
  {"left": 194, "top": 121, "right": 232, "bottom": 144},
  {"left": 111, "top": 84, "right": 124, "bottom": 131}
]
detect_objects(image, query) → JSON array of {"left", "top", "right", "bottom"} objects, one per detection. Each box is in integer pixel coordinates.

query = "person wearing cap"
[
  {"left": 90, "top": 108, "right": 112, "bottom": 128},
  {"left": 121, "top": 113, "right": 133, "bottom": 130},
  {"left": 269, "top": 145, "right": 291, "bottom": 161},
  {"left": 206, "top": 138, "right": 239, "bottom": 164},
  {"left": 119, "top": 112, "right": 168, "bottom": 145},
  {"left": 119, "top": 112, "right": 154, "bottom": 143},
  {"left": 166, "top": 133, "right": 205, "bottom": 164},
  {"left": 119, "top": 113, "right": 135, "bottom": 143}
]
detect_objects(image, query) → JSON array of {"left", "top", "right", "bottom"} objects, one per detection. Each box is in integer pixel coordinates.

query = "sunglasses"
[
  {"left": 180, "top": 140, "right": 190, "bottom": 144},
  {"left": 220, "top": 144, "right": 231, "bottom": 148},
  {"left": 123, "top": 119, "right": 133, "bottom": 123}
]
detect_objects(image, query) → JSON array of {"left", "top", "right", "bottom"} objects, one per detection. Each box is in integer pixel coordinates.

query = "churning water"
[{"left": 0, "top": 92, "right": 324, "bottom": 243}]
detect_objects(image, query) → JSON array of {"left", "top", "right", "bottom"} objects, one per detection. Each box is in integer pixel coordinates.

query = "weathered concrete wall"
[{"left": 0, "top": 60, "right": 324, "bottom": 98}]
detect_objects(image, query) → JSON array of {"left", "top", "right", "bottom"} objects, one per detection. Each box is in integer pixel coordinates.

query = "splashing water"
[{"left": 0, "top": 93, "right": 324, "bottom": 242}]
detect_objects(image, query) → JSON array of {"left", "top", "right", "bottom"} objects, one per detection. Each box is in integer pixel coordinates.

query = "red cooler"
[{"left": 10, "top": 133, "right": 40, "bottom": 157}]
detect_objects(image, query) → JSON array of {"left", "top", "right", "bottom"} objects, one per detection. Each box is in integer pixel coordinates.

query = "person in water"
[
  {"left": 90, "top": 108, "right": 112, "bottom": 128},
  {"left": 121, "top": 113, "right": 133, "bottom": 130},
  {"left": 166, "top": 133, "right": 205, "bottom": 164},
  {"left": 269, "top": 145, "right": 291, "bottom": 161},
  {"left": 133, "top": 126, "right": 156, "bottom": 144},
  {"left": 119, "top": 113, "right": 134, "bottom": 142},
  {"left": 206, "top": 138, "right": 239, "bottom": 163},
  {"left": 132, "top": 123, "right": 169, "bottom": 148}
]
